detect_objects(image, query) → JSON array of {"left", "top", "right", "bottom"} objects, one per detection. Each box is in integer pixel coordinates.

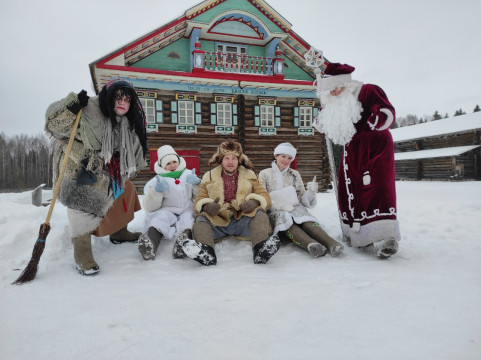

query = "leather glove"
[
  {"left": 155, "top": 176, "right": 169, "bottom": 192},
  {"left": 203, "top": 197, "right": 221, "bottom": 217},
  {"left": 239, "top": 199, "right": 259, "bottom": 213},
  {"left": 67, "top": 90, "right": 89, "bottom": 114},
  {"left": 186, "top": 168, "right": 201, "bottom": 185}
]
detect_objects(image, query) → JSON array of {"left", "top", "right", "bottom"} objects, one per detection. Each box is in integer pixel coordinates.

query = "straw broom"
[{"left": 13, "top": 109, "right": 83, "bottom": 285}]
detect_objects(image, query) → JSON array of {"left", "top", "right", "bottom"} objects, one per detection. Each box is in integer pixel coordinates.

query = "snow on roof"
[
  {"left": 394, "top": 145, "right": 481, "bottom": 161},
  {"left": 391, "top": 111, "right": 481, "bottom": 142}
]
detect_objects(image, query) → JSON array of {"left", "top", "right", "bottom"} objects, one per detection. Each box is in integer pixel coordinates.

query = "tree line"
[
  {"left": 0, "top": 132, "right": 53, "bottom": 192},
  {"left": 394, "top": 104, "right": 480, "bottom": 128}
]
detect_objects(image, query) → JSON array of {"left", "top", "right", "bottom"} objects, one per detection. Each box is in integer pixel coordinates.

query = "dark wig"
[{"left": 99, "top": 79, "right": 147, "bottom": 157}]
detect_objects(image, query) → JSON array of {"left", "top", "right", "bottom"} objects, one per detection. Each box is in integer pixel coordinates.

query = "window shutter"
[
  {"left": 313, "top": 107, "right": 318, "bottom": 117},
  {"left": 195, "top": 102, "right": 202, "bottom": 125},
  {"left": 275, "top": 106, "right": 281, "bottom": 127},
  {"left": 233, "top": 104, "right": 238, "bottom": 126},
  {"left": 171, "top": 101, "right": 178, "bottom": 124},
  {"left": 254, "top": 105, "right": 260, "bottom": 126},
  {"left": 293, "top": 106, "right": 299, "bottom": 127},
  {"left": 210, "top": 103, "right": 217, "bottom": 125},
  {"left": 156, "top": 100, "right": 163, "bottom": 123}
]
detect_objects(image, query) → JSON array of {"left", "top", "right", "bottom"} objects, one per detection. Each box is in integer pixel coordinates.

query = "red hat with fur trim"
[{"left": 323, "top": 63, "right": 355, "bottom": 92}]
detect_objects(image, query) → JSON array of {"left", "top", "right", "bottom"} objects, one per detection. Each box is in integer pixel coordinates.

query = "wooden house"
[
  {"left": 391, "top": 112, "right": 481, "bottom": 180},
  {"left": 88, "top": 0, "right": 331, "bottom": 194}
]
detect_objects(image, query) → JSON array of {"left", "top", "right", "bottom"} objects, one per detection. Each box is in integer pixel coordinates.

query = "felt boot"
[
  {"left": 302, "top": 222, "right": 344, "bottom": 256},
  {"left": 110, "top": 226, "right": 142, "bottom": 244},
  {"left": 253, "top": 235, "right": 281, "bottom": 264},
  {"left": 172, "top": 229, "right": 191, "bottom": 259},
  {"left": 250, "top": 211, "right": 280, "bottom": 264},
  {"left": 138, "top": 226, "right": 162, "bottom": 260},
  {"left": 372, "top": 238, "right": 399, "bottom": 259},
  {"left": 182, "top": 222, "right": 216, "bottom": 265},
  {"left": 285, "top": 223, "right": 327, "bottom": 258},
  {"left": 73, "top": 233, "right": 99, "bottom": 276}
]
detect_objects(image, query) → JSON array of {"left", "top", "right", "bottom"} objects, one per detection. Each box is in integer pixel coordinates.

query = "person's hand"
[
  {"left": 306, "top": 176, "right": 318, "bottom": 194},
  {"left": 239, "top": 199, "right": 259, "bottom": 213},
  {"left": 155, "top": 176, "right": 169, "bottom": 192},
  {"left": 67, "top": 90, "right": 89, "bottom": 114},
  {"left": 203, "top": 197, "right": 221, "bottom": 217},
  {"left": 186, "top": 169, "right": 201, "bottom": 185}
]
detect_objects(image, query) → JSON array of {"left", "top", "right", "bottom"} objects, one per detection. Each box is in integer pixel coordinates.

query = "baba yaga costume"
[
  {"left": 138, "top": 145, "right": 201, "bottom": 261},
  {"left": 258, "top": 143, "right": 344, "bottom": 257},
  {"left": 315, "top": 63, "right": 400, "bottom": 258},
  {"left": 45, "top": 79, "right": 147, "bottom": 275},
  {"left": 182, "top": 141, "right": 281, "bottom": 265}
]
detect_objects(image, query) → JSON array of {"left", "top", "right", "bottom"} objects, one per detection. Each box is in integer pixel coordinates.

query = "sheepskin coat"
[
  {"left": 258, "top": 162, "right": 317, "bottom": 234},
  {"left": 194, "top": 165, "right": 271, "bottom": 227},
  {"left": 45, "top": 92, "right": 146, "bottom": 221}
]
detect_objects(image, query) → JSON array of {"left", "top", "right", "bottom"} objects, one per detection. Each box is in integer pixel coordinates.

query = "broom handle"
[{"left": 44, "top": 109, "right": 83, "bottom": 225}]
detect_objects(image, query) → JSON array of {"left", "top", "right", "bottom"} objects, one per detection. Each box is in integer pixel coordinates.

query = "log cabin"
[
  {"left": 392, "top": 112, "right": 481, "bottom": 180},
  {"left": 88, "top": 0, "right": 332, "bottom": 194}
]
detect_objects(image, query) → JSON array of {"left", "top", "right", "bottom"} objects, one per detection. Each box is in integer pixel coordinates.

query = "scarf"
[
  {"left": 160, "top": 169, "right": 185, "bottom": 178},
  {"left": 99, "top": 116, "right": 138, "bottom": 179}
]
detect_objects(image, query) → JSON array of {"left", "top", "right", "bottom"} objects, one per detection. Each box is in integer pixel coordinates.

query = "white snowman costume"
[{"left": 142, "top": 146, "right": 198, "bottom": 241}]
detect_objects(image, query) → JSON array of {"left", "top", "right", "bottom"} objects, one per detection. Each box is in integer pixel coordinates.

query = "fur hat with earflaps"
[{"left": 209, "top": 141, "right": 254, "bottom": 171}]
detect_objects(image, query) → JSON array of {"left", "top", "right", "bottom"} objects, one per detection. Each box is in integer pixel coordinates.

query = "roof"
[
  {"left": 394, "top": 145, "right": 481, "bottom": 161},
  {"left": 391, "top": 111, "right": 481, "bottom": 143}
]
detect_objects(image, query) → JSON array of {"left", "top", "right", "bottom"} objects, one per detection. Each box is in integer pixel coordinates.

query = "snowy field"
[{"left": 1, "top": 181, "right": 480, "bottom": 360}]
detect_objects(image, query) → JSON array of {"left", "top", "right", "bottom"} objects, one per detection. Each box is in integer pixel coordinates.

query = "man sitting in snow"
[
  {"left": 181, "top": 141, "right": 281, "bottom": 265},
  {"left": 314, "top": 62, "right": 400, "bottom": 259}
]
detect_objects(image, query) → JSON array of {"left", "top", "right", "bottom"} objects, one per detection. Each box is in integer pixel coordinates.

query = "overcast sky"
[{"left": 1, "top": 0, "right": 480, "bottom": 137}]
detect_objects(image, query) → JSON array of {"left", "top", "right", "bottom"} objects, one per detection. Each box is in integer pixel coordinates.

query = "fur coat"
[
  {"left": 258, "top": 162, "right": 317, "bottom": 234},
  {"left": 45, "top": 92, "right": 146, "bottom": 218},
  {"left": 194, "top": 165, "right": 271, "bottom": 227},
  {"left": 338, "top": 84, "right": 401, "bottom": 247}
]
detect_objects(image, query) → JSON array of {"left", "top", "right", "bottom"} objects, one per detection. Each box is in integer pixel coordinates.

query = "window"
[
  {"left": 140, "top": 98, "right": 156, "bottom": 123},
  {"left": 216, "top": 44, "right": 247, "bottom": 71},
  {"left": 178, "top": 101, "right": 194, "bottom": 125},
  {"left": 299, "top": 106, "right": 312, "bottom": 127},
  {"left": 216, "top": 103, "right": 232, "bottom": 126},
  {"left": 260, "top": 105, "right": 275, "bottom": 127}
]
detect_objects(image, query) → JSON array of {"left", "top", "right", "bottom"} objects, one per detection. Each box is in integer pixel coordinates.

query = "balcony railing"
[{"left": 202, "top": 52, "right": 274, "bottom": 75}]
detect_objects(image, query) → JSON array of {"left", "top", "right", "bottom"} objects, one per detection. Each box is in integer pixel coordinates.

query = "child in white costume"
[{"left": 138, "top": 145, "right": 201, "bottom": 260}]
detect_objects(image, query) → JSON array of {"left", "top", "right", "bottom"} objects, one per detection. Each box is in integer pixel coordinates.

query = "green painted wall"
[
  {"left": 132, "top": 38, "right": 191, "bottom": 72},
  {"left": 282, "top": 56, "right": 313, "bottom": 81}
]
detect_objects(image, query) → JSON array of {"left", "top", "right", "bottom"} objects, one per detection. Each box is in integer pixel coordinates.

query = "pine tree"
[
  {"left": 473, "top": 104, "right": 480, "bottom": 113},
  {"left": 454, "top": 109, "right": 466, "bottom": 116},
  {"left": 432, "top": 111, "right": 442, "bottom": 120}
]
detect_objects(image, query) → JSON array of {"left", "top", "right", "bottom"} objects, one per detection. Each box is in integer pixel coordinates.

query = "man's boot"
[
  {"left": 73, "top": 233, "right": 100, "bottom": 275},
  {"left": 250, "top": 211, "right": 280, "bottom": 264},
  {"left": 138, "top": 226, "right": 163, "bottom": 260},
  {"left": 110, "top": 226, "right": 142, "bottom": 244},
  {"left": 302, "top": 222, "right": 344, "bottom": 256},
  {"left": 182, "top": 222, "right": 216, "bottom": 266},
  {"left": 172, "top": 229, "right": 191, "bottom": 259},
  {"left": 285, "top": 223, "right": 327, "bottom": 258}
]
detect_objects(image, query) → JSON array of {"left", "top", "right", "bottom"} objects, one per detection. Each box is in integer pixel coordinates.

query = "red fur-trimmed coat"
[{"left": 338, "top": 84, "right": 401, "bottom": 247}]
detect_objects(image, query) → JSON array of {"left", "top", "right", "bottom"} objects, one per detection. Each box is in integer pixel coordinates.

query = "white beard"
[{"left": 317, "top": 90, "right": 363, "bottom": 145}]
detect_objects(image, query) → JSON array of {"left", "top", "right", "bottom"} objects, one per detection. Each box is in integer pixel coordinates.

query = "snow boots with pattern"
[
  {"left": 285, "top": 223, "right": 327, "bottom": 258},
  {"left": 301, "top": 222, "right": 344, "bottom": 256}
]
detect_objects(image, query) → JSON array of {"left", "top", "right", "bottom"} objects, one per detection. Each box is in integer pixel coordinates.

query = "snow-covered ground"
[{"left": 1, "top": 181, "right": 480, "bottom": 360}]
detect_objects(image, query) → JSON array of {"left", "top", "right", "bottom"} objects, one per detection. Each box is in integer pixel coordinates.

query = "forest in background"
[{"left": 1, "top": 104, "right": 479, "bottom": 191}]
